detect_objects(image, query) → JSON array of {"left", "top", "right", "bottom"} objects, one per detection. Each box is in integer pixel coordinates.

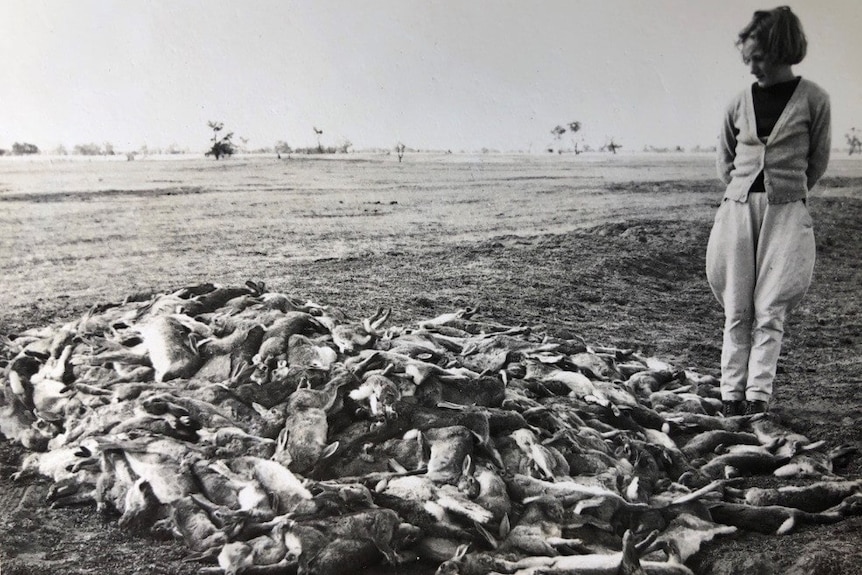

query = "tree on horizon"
[
  {"left": 550, "top": 121, "right": 582, "bottom": 154},
  {"left": 11, "top": 142, "right": 40, "bottom": 155},
  {"left": 205, "top": 121, "right": 235, "bottom": 160},
  {"left": 567, "top": 121, "right": 583, "bottom": 154},
  {"left": 274, "top": 140, "right": 292, "bottom": 159},
  {"left": 602, "top": 138, "right": 622, "bottom": 154},
  {"left": 847, "top": 128, "right": 861, "bottom": 155},
  {"left": 313, "top": 126, "right": 324, "bottom": 153}
]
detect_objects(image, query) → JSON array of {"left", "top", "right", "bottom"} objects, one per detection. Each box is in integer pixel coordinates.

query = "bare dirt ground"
[{"left": 1, "top": 154, "right": 860, "bottom": 574}]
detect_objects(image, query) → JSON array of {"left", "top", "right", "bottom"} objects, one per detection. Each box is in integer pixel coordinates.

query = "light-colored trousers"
[{"left": 705, "top": 194, "right": 815, "bottom": 402}]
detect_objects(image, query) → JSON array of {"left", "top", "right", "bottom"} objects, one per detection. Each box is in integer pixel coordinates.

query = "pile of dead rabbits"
[{"left": 1, "top": 281, "right": 859, "bottom": 575}]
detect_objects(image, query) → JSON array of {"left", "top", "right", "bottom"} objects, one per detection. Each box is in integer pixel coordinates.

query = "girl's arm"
[
  {"left": 716, "top": 101, "right": 739, "bottom": 185},
  {"left": 806, "top": 94, "right": 831, "bottom": 190}
]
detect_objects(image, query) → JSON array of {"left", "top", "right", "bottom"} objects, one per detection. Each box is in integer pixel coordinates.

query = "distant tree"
[
  {"left": 103, "top": 142, "right": 115, "bottom": 155},
  {"left": 205, "top": 121, "right": 235, "bottom": 160},
  {"left": 847, "top": 128, "right": 861, "bottom": 156},
  {"left": 395, "top": 142, "right": 406, "bottom": 162},
  {"left": 313, "top": 126, "right": 324, "bottom": 153},
  {"left": 0, "top": 148, "right": 6, "bottom": 156},
  {"left": 73, "top": 143, "right": 102, "bottom": 156},
  {"left": 550, "top": 121, "right": 582, "bottom": 154},
  {"left": 602, "top": 138, "right": 622, "bottom": 154},
  {"left": 52, "top": 145, "right": 68, "bottom": 156},
  {"left": 338, "top": 139, "right": 353, "bottom": 154},
  {"left": 567, "top": 121, "right": 583, "bottom": 154},
  {"left": 12, "top": 142, "right": 40, "bottom": 155},
  {"left": 644, "top": 144, "right": 674, "bottom": 153},
  {"left": 274, "top": 140, "right": 292, "bottom": 159},
  {"left": 551, "top": 125, "right": 566, "bottom": 140}
]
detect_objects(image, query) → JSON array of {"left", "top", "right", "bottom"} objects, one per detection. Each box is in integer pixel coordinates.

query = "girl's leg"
[
  {"left": 705, "top": 197, "right": 763, "bottom": 401},
  {"left": 747, "top": 200, "right": 816, "bottom": 402}
]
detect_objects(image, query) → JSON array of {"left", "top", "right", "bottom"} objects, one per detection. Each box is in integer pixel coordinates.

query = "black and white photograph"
[{"left": 1, "top": 1, "right": 860, "bottom": 573}]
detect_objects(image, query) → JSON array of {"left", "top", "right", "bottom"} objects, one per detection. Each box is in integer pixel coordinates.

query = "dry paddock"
[{"left": 1, "top": 153, "right": 861, "bottom": 574}]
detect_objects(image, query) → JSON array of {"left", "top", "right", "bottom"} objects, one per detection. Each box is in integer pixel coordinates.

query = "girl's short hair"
[{"left": 737, "top": 6, "right": 807, "bottom": 65}]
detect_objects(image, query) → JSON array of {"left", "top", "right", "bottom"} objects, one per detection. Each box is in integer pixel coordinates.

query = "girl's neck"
[{"left": 761, "top": 66, "right": 796, "bottom": 87}]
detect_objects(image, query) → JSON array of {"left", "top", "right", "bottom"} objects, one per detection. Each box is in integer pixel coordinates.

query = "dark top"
[{"left": 748, "top": 77, "right": 802, "bottom": 193}]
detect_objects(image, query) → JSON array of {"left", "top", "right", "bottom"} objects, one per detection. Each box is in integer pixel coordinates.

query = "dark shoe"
[
  {"left": 745, "top": 400, "right": 769, "bottom": 415},
  {"left": 722, "top": 400, "right": 745, "bottom": 417}
]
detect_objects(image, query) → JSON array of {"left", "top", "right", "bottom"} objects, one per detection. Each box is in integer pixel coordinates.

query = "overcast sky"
[{"left": 1, "top": 1, "right": 860, "bottom": 153}]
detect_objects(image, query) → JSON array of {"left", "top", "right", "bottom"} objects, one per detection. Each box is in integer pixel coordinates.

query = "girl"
[{"left": 706, "top": 6, "right": 831, "bottom": 417}]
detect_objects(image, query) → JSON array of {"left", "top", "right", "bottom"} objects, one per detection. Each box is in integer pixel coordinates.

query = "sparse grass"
[{"left": 1, "top": 155, "right": 860, "bottom": 574}]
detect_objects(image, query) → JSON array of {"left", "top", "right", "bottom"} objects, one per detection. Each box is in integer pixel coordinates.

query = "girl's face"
[{"left": 741, "top": 38, "right": 791, "bottom": 87}]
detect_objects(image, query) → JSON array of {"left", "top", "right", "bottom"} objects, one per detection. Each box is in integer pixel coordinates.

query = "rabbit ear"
[
  {"left": 322, "top": 441, "right": 339, "bottom": 459},
  {"left": 245, "top": 280, "right": 266, "bottom": 295},
  {"left": 366, "top": 308, "right": 391, "bottom": 333},
  {"left": 454, "top": 544, "right": 470, "bottom": 560},
  {"left": 276, "top": 427, "right": 289, "bottom": 450},
  {"left": 499, "top": 513, "right": 511, "bottom": 539},
  {"left": 462, "top": 454, "right": 473, "bottom": 475},
  {"left": 473, "top": 521, "right": 498, "bottom": 549},
  {"left": 74, "top": 445, "right": 93, "bottom": 458},
  {"left": 355, "top": 332, "right": 375, "bottom": 346}
]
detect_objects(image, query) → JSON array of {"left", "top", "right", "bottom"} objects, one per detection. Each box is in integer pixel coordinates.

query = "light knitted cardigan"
[{"left": 717, "top": 77, "right": 831, "bottom": 203}]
